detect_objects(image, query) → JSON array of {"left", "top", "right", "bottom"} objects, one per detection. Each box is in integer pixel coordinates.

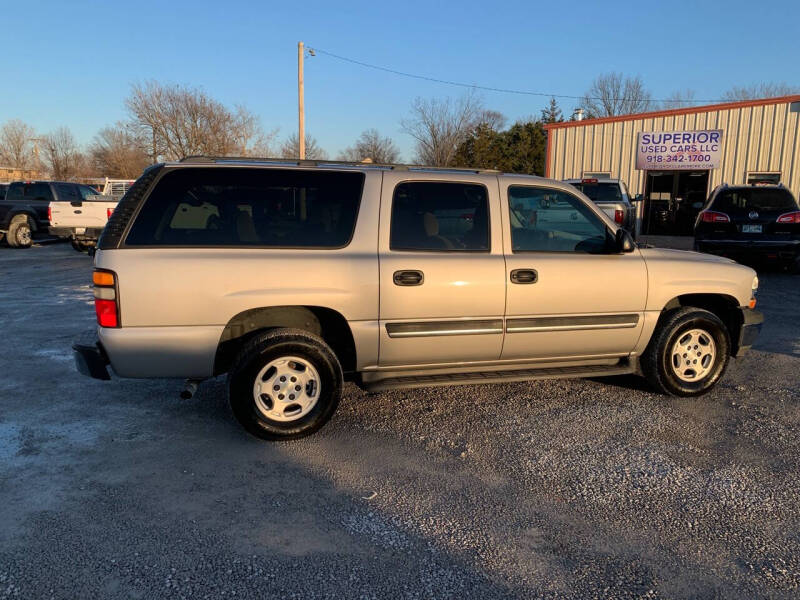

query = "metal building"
[{"left": 544, "top": 95, "right": 800, "bottom": 234}]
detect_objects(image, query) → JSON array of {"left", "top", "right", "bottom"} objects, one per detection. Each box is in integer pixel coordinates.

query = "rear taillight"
[
  {"left": 107, "top": 207, "right": 114, "bottom": 219},
  {"left": 700, "top": 210, "right": 730, "bottom": 223},
  {"left": 614, "top": 209, "right": 624, "bottom": 224},
  {"left": 776, "top": 211, "right": 800, "bottom": 224},
  {"left": 47, "top": 206, "right": 52, "bottom": 222},
  {"left": 93, "top": 269, "right": 119, "bottom": 328}
]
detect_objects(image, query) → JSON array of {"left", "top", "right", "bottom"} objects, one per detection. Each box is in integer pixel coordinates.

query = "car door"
[
  {"left": 378, "top": 172, "right": 506, "bottom": 367},
  {"left": 501, "top": 180, "right": 648, "bottom": 361}
]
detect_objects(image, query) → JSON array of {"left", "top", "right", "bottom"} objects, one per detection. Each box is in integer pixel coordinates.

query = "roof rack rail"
[{"left": 178, "top": 156, "right": 500, "bottom": 174}]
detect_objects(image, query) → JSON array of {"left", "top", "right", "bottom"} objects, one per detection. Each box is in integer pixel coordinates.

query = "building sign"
[{"left": 636, "top": 130, "right": 723, "bottom": 170}]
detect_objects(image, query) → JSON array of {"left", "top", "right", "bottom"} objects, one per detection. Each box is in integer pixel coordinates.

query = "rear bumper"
[
  {"left": 735, "top": 308, "right": 764, "bottom": 357},
  {"left": 49, "top": 227, "right": 104, "bottom": 240},
  {"left": 696, "top": 238, "right": 800, "bottom": 260},
  {"left": 73, "top": 330, "right": 110, "bottom": 380}
]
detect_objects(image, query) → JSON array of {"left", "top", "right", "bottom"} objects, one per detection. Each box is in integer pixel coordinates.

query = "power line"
[{"left": 307, "top": 46, "right": 721, "bottom": 105}]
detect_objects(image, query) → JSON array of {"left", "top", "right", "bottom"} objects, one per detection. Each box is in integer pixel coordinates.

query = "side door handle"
[
  {"left": 510, "top": 269, "right": 538, "bottom": 284},
  {"left": 393, "top": 270, "right": 424, "bottom": 286}
]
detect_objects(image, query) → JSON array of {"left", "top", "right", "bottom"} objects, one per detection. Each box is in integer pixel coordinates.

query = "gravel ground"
[{"left": 1, "top": 242, "right": 799, "bottom": 599}]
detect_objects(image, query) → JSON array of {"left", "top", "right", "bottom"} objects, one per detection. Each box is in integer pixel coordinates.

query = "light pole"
[
  {"left": 298, "top": 42, "right": 316, "bottom": 160},
  {"left": 298, "top": 41, "right": 305, "bottom": 160}
]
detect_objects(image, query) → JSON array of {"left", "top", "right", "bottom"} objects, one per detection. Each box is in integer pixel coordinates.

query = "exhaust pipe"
[{"left": 180, "top": 379, "right": 203, "bottom": 400}]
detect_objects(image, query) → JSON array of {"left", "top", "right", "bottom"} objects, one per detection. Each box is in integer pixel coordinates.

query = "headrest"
[{"left": 423, "top": 212, "right": 438, "bottom": 236}]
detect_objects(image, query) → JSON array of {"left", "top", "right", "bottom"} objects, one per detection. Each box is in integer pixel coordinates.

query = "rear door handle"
[
  {"left": 393, "top": 270, "right": 424, "bottom": 286},
  {"left": 510, "top": 269, "right": 538, "bottom": 284}
]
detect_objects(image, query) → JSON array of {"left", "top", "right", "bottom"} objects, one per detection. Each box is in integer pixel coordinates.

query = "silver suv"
[{"left": 74, "top": 158, "right": 763, "bottom": 440}]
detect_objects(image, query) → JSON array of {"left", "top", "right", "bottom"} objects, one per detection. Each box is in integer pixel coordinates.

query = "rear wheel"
[
  {"left": 641, "top": 307, "right": 730, "bottom": 396},
  {"left": 228, "top": 328, "right": 342, "bottom": 440},
  {"left": 71, "top": 240, "right": 89, "bottom": 253},
  {"left": 7, "top": 216, "right": 32, "bottom": 248}
]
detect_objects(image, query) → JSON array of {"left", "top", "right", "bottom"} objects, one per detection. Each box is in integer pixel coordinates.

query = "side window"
[
  {"left": 56, "top": 183, "right": 79, "bottom": 201},
  {"left": 390, "top": 182, "right": 489, "bottom": 252},
  {"left": 125, "top": 168, "right": 364, "bottom": 248},
  {"left": 31, "top": 183, "right": 54, "bottom": 202},
  {"left": 508, "top": 186, "right": 610, "bottom": 254}
]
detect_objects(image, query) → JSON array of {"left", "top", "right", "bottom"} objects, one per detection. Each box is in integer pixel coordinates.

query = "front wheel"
[
  {"left": 641, "top": 307, "right": 730, "bottom": 396},
  {"left": 228, "top": 328, "right": 342, "bottom": 440}
]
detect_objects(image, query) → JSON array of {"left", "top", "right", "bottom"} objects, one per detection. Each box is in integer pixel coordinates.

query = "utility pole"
[{"left": 298, "top": 41, "right": 305, "bottom": 160}]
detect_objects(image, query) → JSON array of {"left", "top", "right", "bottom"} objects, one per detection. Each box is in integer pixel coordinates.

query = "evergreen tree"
[{"left": 540, "top": 97, "right": 563, "bottom": 124}]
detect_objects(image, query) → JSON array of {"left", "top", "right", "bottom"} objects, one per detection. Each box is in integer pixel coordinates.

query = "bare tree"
[
  {"left": 0, "top": 119, "right": 37, "bottom": 169},
  {"left": 338, "top": 129, "right": 400, "bottom": 163},
  {"left": 579, "top": 73, "right": 654, "bottom": 118},
  {"left": 400, "top": 92, "right": 490, "bottom": 166},
  {"left": 125, "top": 81, "right": 268, "bottom": 160},
  {"left": 722, "top": 82, "right": 800, "bottom": 101},
  {"left": 89, "top": 122, "right": 151, "bottom": 178},
  {"left": 42, "top": 127, "right": 85, "bottom": 180},
  {"left": 662, "top": 89, "right": 697, "bottom": 109},
  {"left": 280, "top": 133, "right": 328, "bottom": 160}
]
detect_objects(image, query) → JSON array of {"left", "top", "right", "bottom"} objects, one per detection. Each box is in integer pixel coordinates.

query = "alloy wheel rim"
[
  {"left": 669, "top": 328, "right": 716, "bottom": 382},
  {"left": 19, "top": 226, "right": 31, "bottom": 245},
  {"left": 252, "top": 356, "right": 321, "bottom": 422}
]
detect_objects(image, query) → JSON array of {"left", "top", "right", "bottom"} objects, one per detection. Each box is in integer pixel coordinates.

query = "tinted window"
[
  {"left": 0, "top": 184, "right": 7, "bottom": 200},
  {"left": 390, "top": 182, "right": 489, "bottom": 252},
  {"left": 568, "top": 182, "right": 624, "bottom": 203},
  {"left": 79, "top": 185, "right": 100, "bottom": 200},
  {"left": 6, "top": 183, "right": 53, "bottom": 202},
  {"left": 712, "top": 188, "right": 797, "bottom": 213},
  {"left": 125, "top": 168, "right": 363, "bottom": 247},
  {"left": 509, "top": 186, "right": 610, "bottom": 253},
  {"left": 56, "top": 183, "right": 79, "bottom": 201}
]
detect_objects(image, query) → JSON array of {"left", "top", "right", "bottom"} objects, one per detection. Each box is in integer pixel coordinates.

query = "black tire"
[
  {"left": 7, "top": 216, "right": 32, "bottom": 248},
  {"left": 641, "top": 307, "right": 730, "bottom": 397},
  {"left": 228, "top": 328, "right": 342, "bottom": 440},
  {"left": 71, "top": 240, "right": 89, "bottom": 253}
]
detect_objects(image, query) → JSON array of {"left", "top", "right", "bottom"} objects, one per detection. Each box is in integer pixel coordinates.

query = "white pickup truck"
[{"left": 48, "top": 178, "right": 134, "bottom": 253}]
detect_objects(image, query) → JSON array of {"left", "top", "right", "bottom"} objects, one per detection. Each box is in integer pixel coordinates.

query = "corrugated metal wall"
[{"left": 548, "top": 99, "right": 800, "bottom": 197}]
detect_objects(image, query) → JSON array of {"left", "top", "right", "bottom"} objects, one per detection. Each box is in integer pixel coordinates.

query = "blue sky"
[{"left": 3, "top": 0, "right": 798, "bottom": 160}]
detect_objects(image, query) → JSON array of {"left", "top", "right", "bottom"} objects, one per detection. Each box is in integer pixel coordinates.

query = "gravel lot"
[{"left": 1, "top": 241, "right": 799, "bottom": 599}]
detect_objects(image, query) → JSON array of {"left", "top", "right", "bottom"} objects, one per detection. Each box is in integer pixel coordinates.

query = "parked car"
[
  {"left": 49, "top": 192, "right": 119, "bottom": 253},
  {"left": 74, "top": 158, "right": 762, "bottom": 440},
  {"left": 0, "top": 180, "right": 102, "bottom": 248},
  {"left": 564, "top": 178, "right": 639, "bottom": 237},
  {"left": 694, "top": 183, "right": 800, "bottom": 272},
  {"left": 49, "top": 178, "right": 138, "bottom": 253}
]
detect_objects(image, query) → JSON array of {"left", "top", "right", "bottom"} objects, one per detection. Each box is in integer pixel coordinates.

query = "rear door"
[{"left": 378, "top": 172, "right": 506, "bottom": 367}]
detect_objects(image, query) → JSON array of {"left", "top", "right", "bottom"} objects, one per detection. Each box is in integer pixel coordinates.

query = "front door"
[
  {"left": 501, "top": 182, "right": 648, "bottom": 361},
  {"left": 378, "top": 173, "right": 506, "bottom": 367}
]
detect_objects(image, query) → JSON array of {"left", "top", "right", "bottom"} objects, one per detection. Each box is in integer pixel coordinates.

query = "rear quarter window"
[{"left": 125, "top": 168, "right": 364, "bottom": 248}]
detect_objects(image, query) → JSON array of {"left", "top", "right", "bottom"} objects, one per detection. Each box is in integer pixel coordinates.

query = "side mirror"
[
  {"left": 615, "top": 228, "right": 635, "bottom": 253},
  {"left": 631, "top": 194, "right": 644, "bottom": 203}
]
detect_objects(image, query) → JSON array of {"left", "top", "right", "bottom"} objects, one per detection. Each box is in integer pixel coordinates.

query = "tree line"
[{"left": 1, "top": 76, "right": 797, "bottom": 180}]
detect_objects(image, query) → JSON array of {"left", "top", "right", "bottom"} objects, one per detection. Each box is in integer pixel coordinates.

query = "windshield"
[
  {"left": 569, "top": 182, "right": 623, "bottom": 203},
  {"left": 712, "top": 188, "right": 797, "bottom": 212}
]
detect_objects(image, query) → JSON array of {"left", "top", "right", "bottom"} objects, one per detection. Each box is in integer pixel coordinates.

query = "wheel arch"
[
  {"left": 660, "top": 293, "right": 743, "bottom": 354},
  {"left": 213, "top": 305, "right": 357, "bottom": 377},
  {"left": 7, "top": 210, "right": 38, "bottom": 231}
]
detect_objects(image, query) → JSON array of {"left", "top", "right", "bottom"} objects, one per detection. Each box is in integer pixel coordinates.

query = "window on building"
[
  {"left": 746, "top": 172, "right": 781, "bottom": 186},
  {"left": 508, "top": 186, "right": 611, "bottom": 254},
  {"left": 582, "top": 172, "right": 611, "bottom": 179},
  {"left": 390, "top": 182, "right": 490, "bottom": 252},
  {"left": 125, "top": 168, "right": 364, "bottom": 248}
]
